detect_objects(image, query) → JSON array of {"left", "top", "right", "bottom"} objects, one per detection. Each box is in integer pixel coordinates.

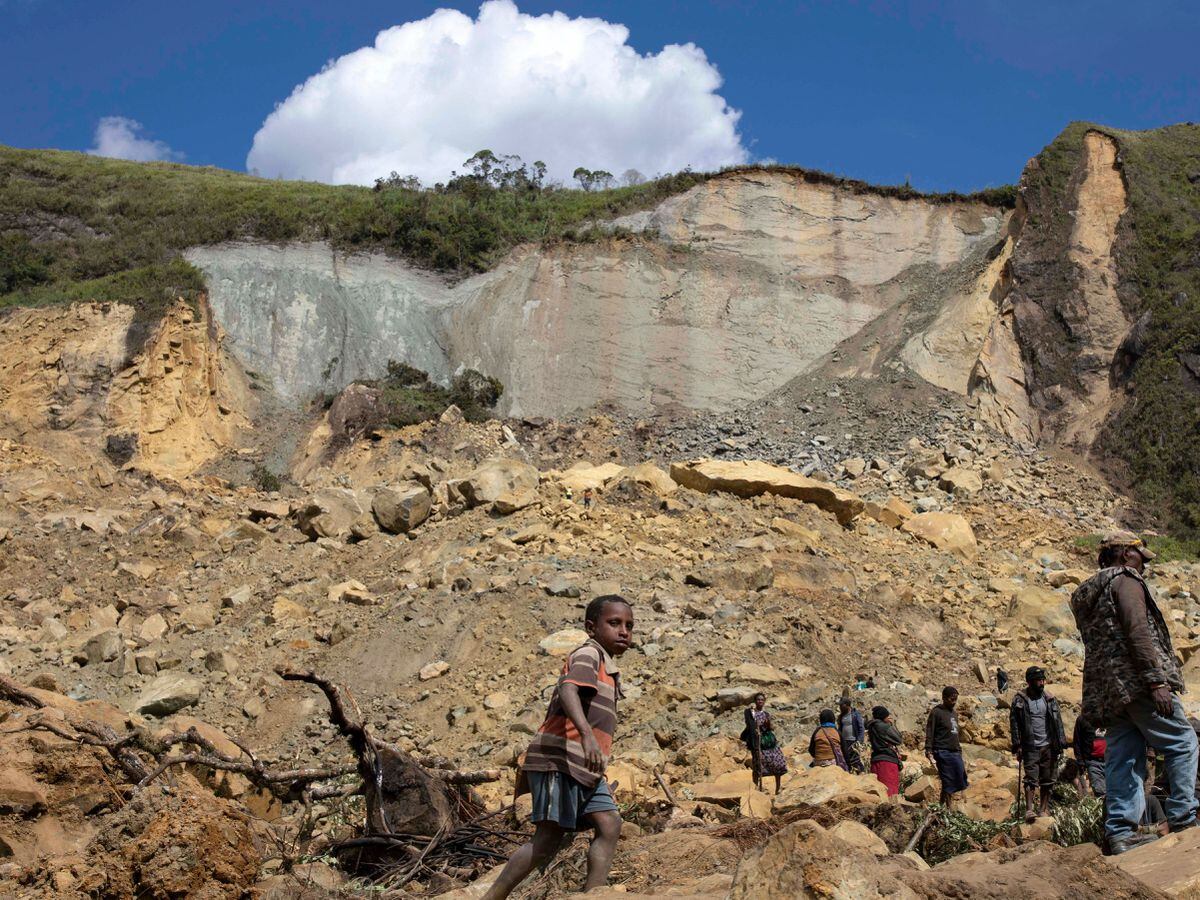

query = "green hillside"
[
  {"left": 1096, "top": 124, "right": 1200, "bottom": 535},
  {"left": 1017, "top": 121, "right": 1200, "bottom": 537}
]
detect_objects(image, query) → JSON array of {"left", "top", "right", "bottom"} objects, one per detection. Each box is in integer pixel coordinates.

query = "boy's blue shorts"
[{"left": 527, "top": 770, "right": 618, "bottom": 830}]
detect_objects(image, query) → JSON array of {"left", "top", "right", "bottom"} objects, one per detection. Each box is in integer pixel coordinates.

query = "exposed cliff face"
[
  {"left": 1001, "top": 128, "right": 1132, "bottom": 451},
  {"left": 189, "top": 172, "right": 1006, "bottom": 417},
  {"left": 0, "top": 298, "right": 252, "bottom": 481}
]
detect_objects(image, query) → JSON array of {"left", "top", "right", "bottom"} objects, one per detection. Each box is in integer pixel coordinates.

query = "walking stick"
[{"left": 1016, "top": 757, "right": 1024, "bottom": 820}]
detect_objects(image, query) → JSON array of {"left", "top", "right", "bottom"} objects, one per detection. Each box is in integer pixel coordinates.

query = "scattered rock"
[
  {"left": 939, "top": 466, "right": 983, "bottom": 496},
  {"left": 133, "top": 672, "right": 203, "bottom": 717},
  {"left": 294, "top": 488, "right": 367, "bottom": 541},
  {"left": 419, "top": 661, "right": 450, "bottom": 681},
  {"left": 85, "top": 630, "right": 123, "bottom": 665},
  {"left": 453, "top": 458, "right": 539, "bottom": 508},
  {"left": 902, "top": 511, "right": 978, "bottom": 559},
  {"left": 492, "top": 490, "right": 538, "bottom": 515},
  {"left": 544, "top": 575, "right": 581, "bottom": 598},
  {"left": 373, "top": 483, "right": 432, "bottom": 534},
  {"left": 539, "top": 628, "right": 589, "bottom": 656},
  {"left": 328, "top": 579, "right": 374, "bottom": 606}
]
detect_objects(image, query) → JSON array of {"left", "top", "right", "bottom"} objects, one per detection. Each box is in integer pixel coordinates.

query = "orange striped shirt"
[{"left": 523, "top": 640, "right": 622, "bottom": 788}]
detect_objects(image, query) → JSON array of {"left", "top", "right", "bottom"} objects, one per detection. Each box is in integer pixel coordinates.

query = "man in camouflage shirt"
[{"left": 1071, "top": 531, "right": 1198, "bottom": 854}]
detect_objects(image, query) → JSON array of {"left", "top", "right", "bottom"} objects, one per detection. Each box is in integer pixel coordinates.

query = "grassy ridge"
[{"left": 0, "top": 145, "right": 1014, "bottom": 319}]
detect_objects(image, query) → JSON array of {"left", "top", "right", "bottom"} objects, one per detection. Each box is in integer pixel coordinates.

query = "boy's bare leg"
[
  {"left": 773, "top": 774, "right": 782, "bottom": 795},
  {"left": 582, "top": 811, "right": 622, "bottom": 892},
  {"left": 481, "top": 822, "right": 565, "bottom": 900}
]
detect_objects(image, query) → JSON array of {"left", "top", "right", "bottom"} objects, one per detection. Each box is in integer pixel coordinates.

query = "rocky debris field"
[{"left": 2, "top": 383, "right": 1199, "bottom": 898}]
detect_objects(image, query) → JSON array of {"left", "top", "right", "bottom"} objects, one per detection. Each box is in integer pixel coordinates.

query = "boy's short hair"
[
  {"left": 942, "top": 686, "right": 958, "bottom": 701},
  {"left": 819, "top": 708, "right": 836, "bottom": 725},
  {"left": 585, "top": 594, "right": 632, "bottom": 625}
]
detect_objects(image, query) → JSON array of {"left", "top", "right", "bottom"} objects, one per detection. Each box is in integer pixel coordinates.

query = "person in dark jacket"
[
  {"left": 1071, "top": 531, "right": 1199, "bottom": 854},
  {"left": 1010, "top": 665, "right": 1068, "bottom": 821},
  {"left": 1073, "top": 713, "right": 1107, "bottom": 798},
  {"left": 925, "top": 686, "right": 967, "bottom": 808},
  {"left": 868, "top": 706, "right": 903, "bottom": 796},
  {"left": 838, "top": 698, "right": 866, "bottom": 773}
]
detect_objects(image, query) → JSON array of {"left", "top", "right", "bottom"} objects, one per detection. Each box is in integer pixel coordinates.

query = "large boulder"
[
  {"left": 730, "top": 820, "right": 916, "bottom": 899},
  {"left": 901, "top": 512, "right": 977, "bottom": 559},
  {"left": 939, "top": 466, "right": 983, "bottom": 496},
  {"left": 1007, "top": 586, "right": 1076, "bottom": 636},
  {"left": 1114, "top": 825, "right": 1200, "bottom": 896},
  {"left": 372, "top": 483, "right": 432, "bottom": 533},
  {"left": 691, "top": 769, "right": 757, "bottom": 807},
  {"left": 556, "top": 462, "right": 626, "bottom": 493},
  {"left": 670, "top": 459, "right": 864, "bottom": 525},
  {"left": 133, "top": 672, "right": 203, "bottom": 717},
  {"left": 453, "top": 458, "right": 539, "bottom": 508},
  {"left": 772, "top": 765, "right": 889, "bottom": 811},
  {"left": 618, "top": 462, "right": 678, "bottom": 496},
  {"left": 294, "top": 488, "right": 367, "bottom": 541}
]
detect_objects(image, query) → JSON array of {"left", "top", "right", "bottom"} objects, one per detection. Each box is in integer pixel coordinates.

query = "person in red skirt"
[{"left": 868, "top": 705, "right": 904, "bottom": 796}]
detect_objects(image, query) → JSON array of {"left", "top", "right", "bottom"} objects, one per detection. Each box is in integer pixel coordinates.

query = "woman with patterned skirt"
[{"left": 741, "top": 692, "right": 788, "bottom": 793}]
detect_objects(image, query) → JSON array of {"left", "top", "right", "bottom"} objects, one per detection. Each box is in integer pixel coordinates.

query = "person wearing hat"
[
  {"left": 1071, "top": 530, "right": 1198, "bottom": 854},
  {"left": 867, "top": 706, "right": 904, "bottom": 796},
  {"left": 1009, "top": 665, "right": 1067, "bottom": 821}
]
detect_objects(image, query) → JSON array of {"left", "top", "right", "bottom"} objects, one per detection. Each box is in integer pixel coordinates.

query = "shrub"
[
  {"left": 367, "top": 361, "right": 505, "bottom": 429},
  {"left": 251, "top": 464, "right": 282, "bottom": 493}
]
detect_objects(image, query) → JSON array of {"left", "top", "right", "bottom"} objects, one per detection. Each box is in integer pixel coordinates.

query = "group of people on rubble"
[
  {"left": 741, "top": 692, "right": 906, "bottom": 798},
  {"left": 479, "top": 530, "right": 1200, "bottom": 898},
  {"left": 740, "top": 530, "right": 1200, "bottom": 859}
]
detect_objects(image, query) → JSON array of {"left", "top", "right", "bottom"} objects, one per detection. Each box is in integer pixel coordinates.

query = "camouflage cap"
[{"left": 1100, "top": 530, "right": 1156, "bottom": 560}]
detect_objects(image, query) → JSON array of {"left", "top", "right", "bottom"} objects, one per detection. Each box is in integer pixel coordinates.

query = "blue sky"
[{"left": 2, "top": 0, "right": 1198, "bottom": 192}]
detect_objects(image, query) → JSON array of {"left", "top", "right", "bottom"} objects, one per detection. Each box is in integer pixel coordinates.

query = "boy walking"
[{"left": 483, "top": 596, "right": 634, "bottom": 899}]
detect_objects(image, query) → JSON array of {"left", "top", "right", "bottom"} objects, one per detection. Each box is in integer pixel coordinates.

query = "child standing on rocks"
[{"left": 482, "top": 595, "right": 633, "bottom": 900}]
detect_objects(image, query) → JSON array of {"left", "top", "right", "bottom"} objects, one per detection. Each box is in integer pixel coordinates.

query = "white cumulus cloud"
[
  {"left": 246, "top": 0, "right": 747, "bottom": 185},
  {"left": 89, "top": 117, "right": 183, "bottom": 163}
]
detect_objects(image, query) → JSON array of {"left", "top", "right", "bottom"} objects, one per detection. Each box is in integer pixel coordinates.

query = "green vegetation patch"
[
  {"left": 366, "top": 361, "right": 504, "bottom": 429},
  {"left": 1073, "top": 532, "right": 1200, "bottom": 563},
  {"left": 1090, "top": 123, "right": 1200, "bottom": 536}
]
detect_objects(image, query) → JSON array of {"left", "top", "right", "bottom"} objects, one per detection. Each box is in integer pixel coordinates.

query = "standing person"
[
  {"left": 483, "top": 596, "right": 633, "bottom": 900},
  {"left": 1073, "top": 712, "right": 1107, "bottom": 798},
  {"left": 868, "top": 706, "right": 904, "bottom": 797},
  {"left": 925, "top": 687, "right": 968, "bottom": 808},
  {"left": 1010, "top": 666, "right": 1068, "bottom": 821},
  {"left": 1071, "top": 531, "right": 1199, "bottom": 855},
  {"left": 809, "top": 709, "right": 849, "bottom": 771},
  {"left": 741, "top": 693, "right": 788, "bottom": 794},
  {"left": 838, "top": 698, "right": 866, "bottom": 773},
  {"left": 997, "top": 668, "right": 1009, "bottom": 695}
]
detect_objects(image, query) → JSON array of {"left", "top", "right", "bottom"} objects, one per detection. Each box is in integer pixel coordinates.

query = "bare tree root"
[{"left": 1, "top": 670, "right": 508, "bottom": 890}]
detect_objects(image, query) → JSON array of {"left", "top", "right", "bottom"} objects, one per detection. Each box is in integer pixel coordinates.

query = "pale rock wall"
[
  {"left": 970, "top": 297, "right": 1040, "bottom": 444},
  {"left": 903, "top": 237, "right": 1014, "bottom": 395},
  {"left": 188, "top": 172, "right": 1005, "bottom": 418},
  {"left": 185, "top": 243, "right": 455, "bottom": 404}
]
